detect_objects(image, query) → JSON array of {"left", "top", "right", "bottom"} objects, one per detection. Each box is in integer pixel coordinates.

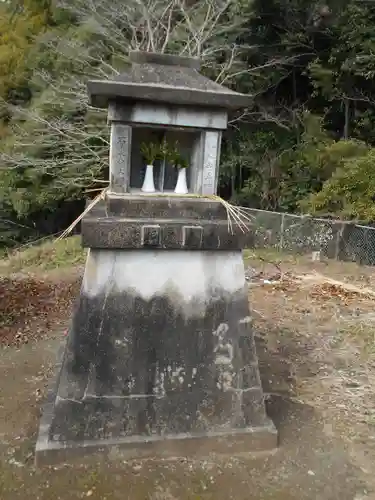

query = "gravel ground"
[{"left": 0, "top": 256, "right": 374, "bottom": 499}]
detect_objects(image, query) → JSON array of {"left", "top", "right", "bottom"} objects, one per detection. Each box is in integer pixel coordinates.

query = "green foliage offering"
[
  {"left": 166, "top": 141, "right": 189, "bottom": 170},
  {"left": 140, "top": 140, "right": 189, "bottom": 169},
  {"left": 140, "top": 142, "right": 162, "bottom": 165}
]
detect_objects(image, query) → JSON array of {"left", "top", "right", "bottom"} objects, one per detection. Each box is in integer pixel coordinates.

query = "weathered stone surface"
[
  {"left": 202, "top": 130, "right": 221, "bottom": 195},
  {"left": 108, "top": 101, "right": 228, "bottom": 130},
  {"left": 35, "top": 425, "right": 277, "bottom": 467},
  {"left": 239, "top": 363, "right": 262, "bottom": 390},
  {"left": 88, "top": 52, "right": 251, "bottom": 110},
  {"left": 109, "top": 124, "right": 131, "bottom": 193},
  {"left": 141, "top": 224, "right": 161, "bottom": 247},
  {"left": 49, "top": 390, "right": 249, "bottom": 442},
  {"left": 84, "top": 198, "right": 253, "bottom": 250},
  {"left": 82, "top": 196, "right": 253, "bottom": 250},
  {"left": 105, "top": 195, "right": 228, "bottom": 220},
  {"left": 242, "top": 388, "right": 269, "bottom": 427},
  {"left": 36, "top": 250, "right": 276, "bottom": 463},
  {"left": 81, "top": 217, "right": 251, "bottom": 250},
  {"left": 182, "top": 226, "right": 203, "bottom": 248}
]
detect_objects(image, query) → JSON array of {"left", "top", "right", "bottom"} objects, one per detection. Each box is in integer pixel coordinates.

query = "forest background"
[{"left": 1, "top": 0, "right": 375, "bottom": 247}]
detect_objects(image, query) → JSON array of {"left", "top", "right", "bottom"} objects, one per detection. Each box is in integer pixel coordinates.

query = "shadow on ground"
[{"left": 0, "top": 327, "right": 370, "bottom": 500}]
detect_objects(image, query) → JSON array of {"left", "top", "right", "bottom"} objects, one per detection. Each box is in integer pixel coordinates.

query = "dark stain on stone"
[
  {"left": 183, "top": 226, "right": 203, "bottom": 248},
  {"left": 141, "top": 225, "right": 161, "bottom": 247},
  {"left": 51, "top": 288, "right": 269, "bottom": 443}
]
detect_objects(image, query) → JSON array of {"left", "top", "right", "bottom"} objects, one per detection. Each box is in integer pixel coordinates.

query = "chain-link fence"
[{"left": 247, "top": 208, "right": 375, "bottom": 266}]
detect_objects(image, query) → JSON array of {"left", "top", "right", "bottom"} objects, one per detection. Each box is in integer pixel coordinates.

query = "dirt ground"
[{"left": 1, "top": 252, "right": 375, "bottom": 499}]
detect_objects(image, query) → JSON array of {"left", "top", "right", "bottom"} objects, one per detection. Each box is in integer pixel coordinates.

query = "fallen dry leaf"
[
  {"left": 309, "top": 283, "right": 363, "bottom": 303},
  {"left": 0, "top": 274, "right": 81, "bottom": 346}
]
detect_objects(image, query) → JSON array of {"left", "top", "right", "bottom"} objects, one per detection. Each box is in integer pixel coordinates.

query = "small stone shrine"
[{"left": 35, "top": 51, "right": 277, "bottom": 464}]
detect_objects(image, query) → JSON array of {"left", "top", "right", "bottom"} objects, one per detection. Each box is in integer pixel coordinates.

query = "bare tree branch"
[{"left": 1, "top": 0, "right": 296, "bottom": 203}]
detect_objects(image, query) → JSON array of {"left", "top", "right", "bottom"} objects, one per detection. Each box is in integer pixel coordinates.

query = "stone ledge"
[
  {"left": 88, "top": 80, "right": 250, "bottom": 111},
  {"left": 81, "top": 217, "right": 253, "bottom": 250},
  {"left": 93, "top": 196, "right": 230, "bottom": 221},
  {"left": 35, "top": 421, "right": 277, "bottom": 467}
]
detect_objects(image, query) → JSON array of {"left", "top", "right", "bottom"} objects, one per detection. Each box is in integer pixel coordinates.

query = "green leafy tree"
[
  {"left": 308, "top": 3, "right": 375, "bottom": 142},
  {"left": 0, "top": 0, "right": 262, "bottom": 220},
  {"left": 301, "top": 141, "right": 375, "bottom": 221}
]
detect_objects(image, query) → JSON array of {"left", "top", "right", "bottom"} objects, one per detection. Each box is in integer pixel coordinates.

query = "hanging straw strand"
[{"left": 55, "top": 190, "right": 254, "bottom": 241}]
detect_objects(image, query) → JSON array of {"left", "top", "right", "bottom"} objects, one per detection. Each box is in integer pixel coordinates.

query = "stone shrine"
[{"left": 35, "top": 51, "right": 277, "bottom": 464}]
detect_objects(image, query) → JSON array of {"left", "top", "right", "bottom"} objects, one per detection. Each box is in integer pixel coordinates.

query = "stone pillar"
[
  {"left": 201, "top": 131, "right": 221, "bottom": 196},
  {"left": 35, "top": 196, "right": 277, "bottom": 465},
  {"left": 108, "top": 103, "right": 132, "bottom": 194}
]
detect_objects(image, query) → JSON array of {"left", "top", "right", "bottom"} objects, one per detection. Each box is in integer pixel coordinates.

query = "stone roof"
[{"left": 87, "top": 51, "right": 251, "bottom": 110}]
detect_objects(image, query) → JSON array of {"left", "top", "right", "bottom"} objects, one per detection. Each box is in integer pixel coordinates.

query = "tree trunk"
[{"left": 343, "top": 98, "right": 350, "bottom": 139}]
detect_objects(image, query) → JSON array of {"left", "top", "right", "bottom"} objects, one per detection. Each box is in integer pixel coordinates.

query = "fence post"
[
  {"left": 279, "top": 213, "right": 285, "bottom": 251},
  {"left": 334, "top": 222, "right": 343, "bottom": 261}
]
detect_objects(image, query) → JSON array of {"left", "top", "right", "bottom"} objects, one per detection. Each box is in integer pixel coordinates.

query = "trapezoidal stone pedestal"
[{"left": 35, "top": 199, "right": 277, "bottom": 465}]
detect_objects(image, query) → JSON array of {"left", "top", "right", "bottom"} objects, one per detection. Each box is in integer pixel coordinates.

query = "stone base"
[
  {"left": 36, "top": 411, "right": 277, "bottom": 467},
  {"left": 82, "top": 197, "right": 253, "bottom": 250},
  {"left": 35, "top": 249, "right": 277, "bottom": 466}
]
